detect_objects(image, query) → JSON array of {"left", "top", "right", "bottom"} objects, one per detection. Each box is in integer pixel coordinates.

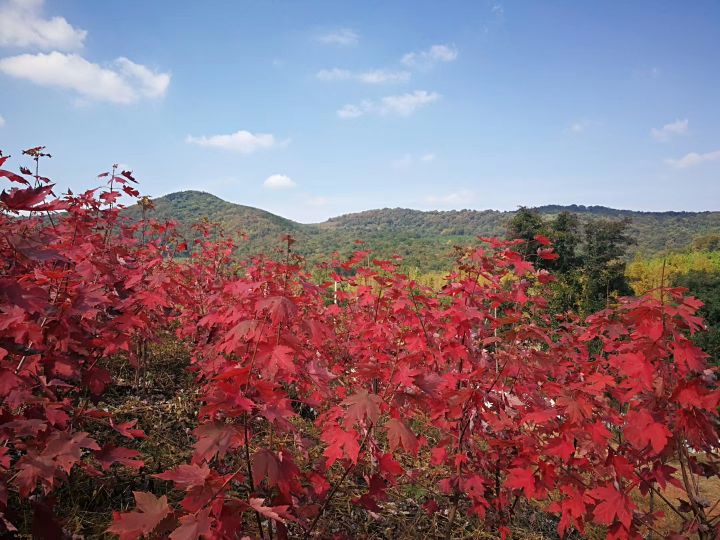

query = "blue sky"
[{"left": 0, "top": 0, "right": 718, "bottom": 222}]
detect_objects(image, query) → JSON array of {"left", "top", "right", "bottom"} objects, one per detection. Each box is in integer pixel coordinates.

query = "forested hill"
[{"left": 127, "top": 190, "right": 720, "bottom": 269}]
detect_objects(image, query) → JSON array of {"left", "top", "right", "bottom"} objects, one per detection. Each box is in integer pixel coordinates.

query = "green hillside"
[{"left": 124, "top": 190, "right": 720, "bottom": 270}]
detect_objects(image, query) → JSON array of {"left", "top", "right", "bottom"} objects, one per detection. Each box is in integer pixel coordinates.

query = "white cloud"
[
  {"left": 317, "top": 68, "right": 352, "bottom": 81},
  {"left": 263, "top": 174, "right": 296, "bottom": 189},
  {"left": 665, "top": 149, "right": 720, "bottom": 169},
  {"left": 392, "top": 152, "right": 436, "bottom": 169},
  {"left": 0, "top": 0, "right": 86, "bottom": 50},
  {"left": 186, "top": 130, "right": 278, "bottom": 154},
  {"left": 0, "top": 114, "right": 5, "bottom": 127},
  {"left": 114, "top": 57, "right": 170, "bottom": 99},
  {"left": 337, "top": 104, "right": 365, "bottom": 119},
  {"left": 317, "top": 28, "right": 358, "bottom": 46},
  {"left": 401, "top": 44, "right": 458, "bottom": 68},
  {"left": 338, "top": 90, "right": 440, "bottom": 119},
  {"left": 651, "top": 118, "right": 688, "bottom": 141},
  {"left": 425, "top": 190, "right": 474, "bottom": 207},
  {"left": 0, "top": 52, "right": 170, "bottom": 104},
  {"left": 317, "top": 68, "right": 410, "bottom": 84},
  {"left": 378, "top": 90, "right": 440, "bottom": 115}
]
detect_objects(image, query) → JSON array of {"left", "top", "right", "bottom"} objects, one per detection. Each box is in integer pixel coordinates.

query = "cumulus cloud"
[
  {"left": 186, "top": 130, "right": 278, "bottom": 154},
  {"left": 420, "top": 153, "right": 436, "bottom": 162},
  {"left": 317, "top": 28, "right": 358, "bottom": 46},
  {"left": 338, "top": 90, "right": 440, "bottom": 119},
  {"left": 665, "top": 149, "right": 720, "bottom": 169},
  {"left": 651, "top": 118, "right": 689, "bottom": 141},
  {"left": 401, "top": 44, "right": 458, "bottom": 69},
  {"left": 0, "top": 0, "right": 86, "bottom": 50},
  {"left": 263, "top": 174, "right": 297, "bottom": 189},
  {"left": 0, "top": 52, "right": 170, "bottom": 104},
  {"left": 317, "top": 68, "right": 410, "bottom": 84}
]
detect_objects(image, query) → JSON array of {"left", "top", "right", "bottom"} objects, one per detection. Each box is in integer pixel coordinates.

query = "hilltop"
[{"left": 125, "top": 190, "right": 720, "bottom": 270}]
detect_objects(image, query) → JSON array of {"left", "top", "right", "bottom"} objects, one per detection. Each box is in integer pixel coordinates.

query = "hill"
[{"left": 125, "top": 191, "right": 720, "bottom": 270}]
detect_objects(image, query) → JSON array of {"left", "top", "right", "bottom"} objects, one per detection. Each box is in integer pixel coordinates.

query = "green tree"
[
  {"left": 673, "top": 269, "right": 720, "bottom": 364},
  {"left": 580, "top": 218, "right": 634, "bottom": 314},
  {"left": 506, "top": 206, "right": 549, "bottom": 266}
]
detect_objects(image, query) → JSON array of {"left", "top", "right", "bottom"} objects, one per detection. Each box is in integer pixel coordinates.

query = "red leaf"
[
  {"left": 386, "top": 418, "right": 418, "bottom": 455},
  {"left": 192, "top": 422, "right": 241, "bottom": 464},
  {"left": 255, "top": 296, "right": 297, "bottom": 326},
  {"left": 169, "top": 508, "right": 212, "bottom": 540},
  {"left": 108, "top": 492, "right": 171, "bottom": 540},
  {"left": 0, "top": 169, "right": 30, "bottom": 185},
  {"left": 624, "top": 410, "right": 671, "bottom": 455},
  {"left": 534, "top": 234, "right": 552, "bottom": 246},
  {"left": 154, "top": 463, "right": 211, "bottom": 489},
  {"left": 343, "top": 390, "right": 381, "bottom": 426},
  {"left": 587, "top": 485, "right": 634, "bottom": 529},
  {"left": 95, "top": 445, "right": 144, "bottom": 471},
  {"left": 248, "top": 498, "right": 294, "bottom": 525},
  {"left": 0, "top": 184, "right": 54, "bottom": 210},
  {"left": 505, "top": 467, "right": 537, "bottom": 498}
]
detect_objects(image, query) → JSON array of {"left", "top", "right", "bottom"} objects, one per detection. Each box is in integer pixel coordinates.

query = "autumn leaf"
[
  {"left": 386, "top": 418, "right": 418, "bottom": 455},
  {"left": 587, "top": 485, "right": 635, "bottom": 529},
  {"left": 505, "top": 467, "right": 537, "bottom": 498},
  {"left": 94, "top": 445, "right": 144, "bottom": 471},
  {"left": 169, "top": 508, "right": 212, "bottom": 540},
  {"left": 343, "top": 390, "right": 381, "bottom": 426},
  {"left": 154, "top": 463, "right": 211, "bottom": 490},
  {"left": 107, "top": 492, "right": 171, "bottom": 540},
  {"left": 624, "top": 410, "right": 671, "bottom": 455}
]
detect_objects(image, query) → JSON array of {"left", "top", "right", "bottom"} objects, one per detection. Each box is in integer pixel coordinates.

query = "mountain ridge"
[{"left": 128, "top": 190, "right": 720, "bottom": 270}]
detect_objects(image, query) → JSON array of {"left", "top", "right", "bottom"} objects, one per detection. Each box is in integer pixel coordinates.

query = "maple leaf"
[
  {"left": 587, "top": 485, "right": 635, "bottom": 529},
  {"left": 624, "top": 410, "right": 671, "bottom": 455},
  {"left": 343, "top": 390, "right": 381, "bottom": 426},
  {"left": 255, "top": 296, "right": 297, "bottom": 326},
  {"left": 192, "top": 421, "right": 241, "bottom": 464},
  {"left": 15, "top": 454, "right": 56, "bottom": 497},
  {"left": 251, "top": 448, "right": 301, "bottom": 497},
  {"left": 0, "top": 369, "right": 23, "bottom": 397},
  {"left": 0, "top": 185, "right": 54, "bottom": 211},
  {"left": 108, "top": 492, "right": 171, "bottom": 540},
  {"left": 112, "top": 419, "right": 147, "bottom": 439},
  {"left": 248, "top": 498, "right": 294, "bottom": 524},
  {"left": 83, "top": 366, "right": 113, "bottom": 396},
  {"left": 386, "top": 418, "right": 418, "bottom": 455},
  {"left": 268, "top": 344, "right": 296, "bottom": 376},
  {"left": 537, "top": 248, "right": 559, "bottom": 260},
  {"left": 0, "top": 169, "right": 30, "bottom": 185},
  {"left": 95, "top": 445, "right": 144, "bottom": 471},
  {"left": 505, "top": 467, "right": 537, "bottom": 498},
  {"left": 154, "top": 463, "right": 211, "bottom": 489},
  {"left": 321, "top": 426, "right": 361, "bottom": 467},
  {"left": 378, "top": 453, "right": 404, "bottom": 478},
  {"left": 672, "top": 340, "right": 707, "bottom": 373},
  {"left": 169, "top": 508, "right": 212, "bottom": 540}
]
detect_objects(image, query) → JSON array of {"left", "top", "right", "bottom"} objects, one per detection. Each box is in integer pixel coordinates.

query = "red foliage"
[
  {"left": 0, "top": 151, "right": 182, "bottom": 533},
  {"left": 1, "top": 149, "right": 718, "bottom": 539}
]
